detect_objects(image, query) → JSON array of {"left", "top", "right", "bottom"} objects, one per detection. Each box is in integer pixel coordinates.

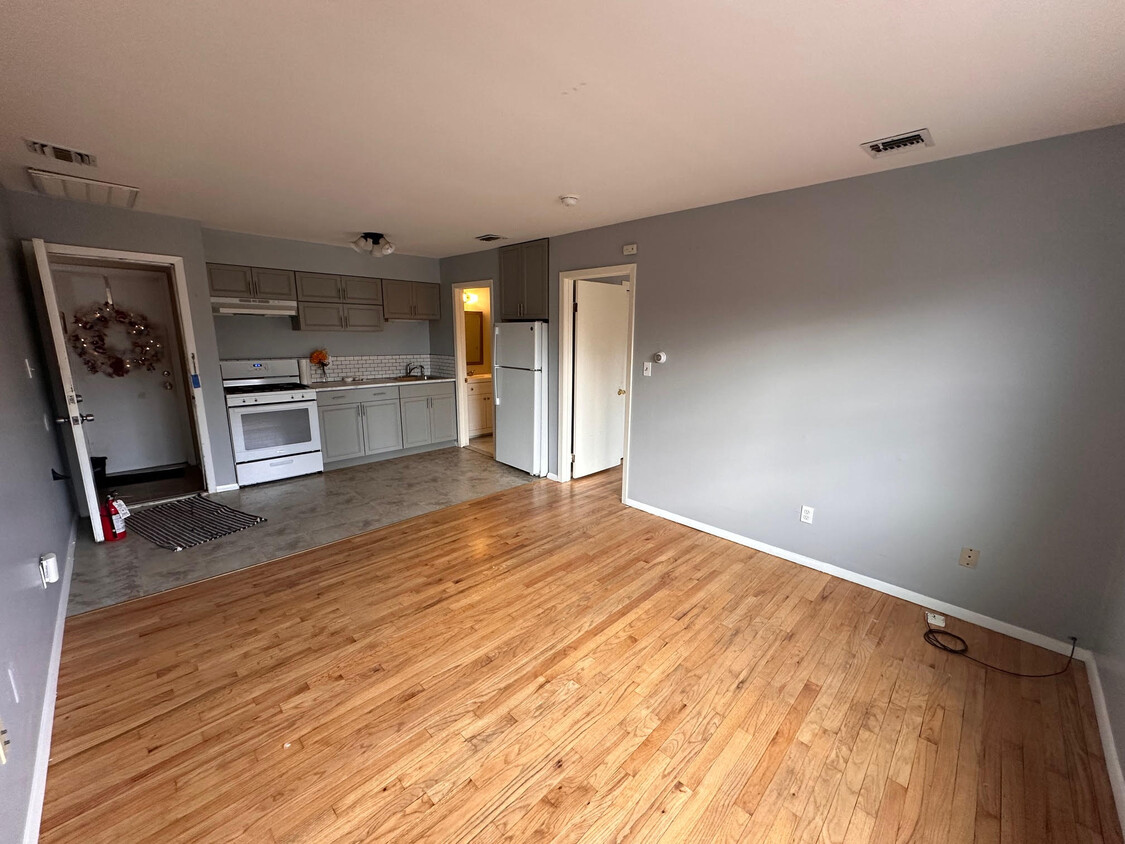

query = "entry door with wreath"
[{"left": 55, "top": 265, "right": 196, "bottom": 475}]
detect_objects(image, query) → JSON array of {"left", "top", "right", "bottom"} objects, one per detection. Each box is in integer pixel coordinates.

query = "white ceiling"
[{"left": 2, "top": 0, "right": 1123, "bottom": 258}]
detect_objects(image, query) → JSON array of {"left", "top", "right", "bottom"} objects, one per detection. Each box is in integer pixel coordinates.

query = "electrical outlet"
[
  {"left": 959, "top": 547, "right": 979, "bottom": 568},
  {"left": 800, "top": 505, "right": 814, "bottom": 524},
  {"left": 926, "top": 611, "right": 946, "bottom": 627}
]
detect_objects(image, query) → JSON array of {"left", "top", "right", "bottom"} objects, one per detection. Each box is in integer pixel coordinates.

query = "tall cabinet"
[{"left": 498, "top": 239, "right": 549, "bottom": 320}]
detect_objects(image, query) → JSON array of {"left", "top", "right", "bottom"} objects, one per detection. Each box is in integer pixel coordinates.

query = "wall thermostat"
[{"left": 653, "top": 351, "right": 668, "bottom": 364}]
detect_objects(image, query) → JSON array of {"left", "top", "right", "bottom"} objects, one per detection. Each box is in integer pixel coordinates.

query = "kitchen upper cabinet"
[
  {"left": 360, "top": 399, "right": 403, "bottom": 454},
  {"left": 251, "top": 267, "right": 297, "bottom": 299},
  {"left": 343, "top": 304, "right": 385, "bottom": 331},
  {"left": 207, "top": 264, "right": 254, "bottom": 297},
  {"left": 297, "top": 302, "right": 346, "bottom": 331},
  {"left": 318, "top": 404, "right": 365, "bottom": 462},
  {"left": 498, "top": 239, "right": 549, "bottom": 320},
  {"left": 342, "top": 276, "right": 383, "bottom": 304},
  {"left": 296, "top": 272, "right": 343, "bottom": 302},
  {"left": 383, "top": 280, "right": 441, "bottom": 320}
]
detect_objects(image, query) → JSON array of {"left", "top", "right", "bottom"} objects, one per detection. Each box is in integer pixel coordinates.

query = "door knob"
[
  {"left": 79, "top": 413, "right": 95, "bottom": 423},
  {"left": 617, "top": 389, "right": 626, "bottom": 395}
]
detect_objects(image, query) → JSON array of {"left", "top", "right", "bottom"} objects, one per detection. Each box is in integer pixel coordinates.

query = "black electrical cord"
[{"left": 923, "top": 626, "right": 1077, "bottom": 678}]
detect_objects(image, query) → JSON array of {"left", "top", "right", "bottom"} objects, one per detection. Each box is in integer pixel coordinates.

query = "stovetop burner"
[{"left": 223, "top": 382, "right": 309, "bottom": 395}]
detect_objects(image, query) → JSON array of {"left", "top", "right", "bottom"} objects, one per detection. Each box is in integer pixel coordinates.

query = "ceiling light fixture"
[
  {"left": 559, "top": 194, "right": 580, "bottom": 207},
  {"left": 351, "top": 231, "right": 396, "bottom": 257}
]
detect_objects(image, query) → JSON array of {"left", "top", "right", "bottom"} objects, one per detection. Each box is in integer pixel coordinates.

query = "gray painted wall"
[
  {"left": 1096, "top": 536, "right": 1125, "bottom": 814},
  {"left": 0, "top": 191, "right": 76, "bottom": 840},
  {"left": 433, "top": 248, "right": 498, "bottom": 357},
  {"left": 3, "top": 190, "right": 238, "bottom": 488},
  {"left": 201, "top": 228, "right": 440, "bottom": 361},
  {"left": 440, "top": 124, "right": 1125, "bottom": 649}
]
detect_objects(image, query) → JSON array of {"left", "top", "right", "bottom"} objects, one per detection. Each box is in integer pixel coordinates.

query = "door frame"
[
  {"left": 557, "top": 263, "right": 637, "bottom": 502},
  {"left": 450, "top": 279, "right": 493, "bottom": 448},
  {"left": 29, "top": 240, "right": 220, "bottom": 504}
]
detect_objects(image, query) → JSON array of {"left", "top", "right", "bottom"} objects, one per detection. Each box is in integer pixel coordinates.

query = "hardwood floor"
[{"left": 42, "top": 469, "right": 1121, "bottom": 843}]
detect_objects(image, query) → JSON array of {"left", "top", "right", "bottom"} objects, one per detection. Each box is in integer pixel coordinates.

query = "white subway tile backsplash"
[{"left": 309, "top": 354, "right": 456, "bottom": 382}]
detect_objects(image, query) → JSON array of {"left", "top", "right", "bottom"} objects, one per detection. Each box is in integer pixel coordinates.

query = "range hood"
[{"left": 211, "top": 296, "right": 298, "bottom": 317}]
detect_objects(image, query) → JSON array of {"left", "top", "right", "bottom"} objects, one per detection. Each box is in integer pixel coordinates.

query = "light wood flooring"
[{"left": 42, "top": 469, "right": 1121, "bottom": 843}]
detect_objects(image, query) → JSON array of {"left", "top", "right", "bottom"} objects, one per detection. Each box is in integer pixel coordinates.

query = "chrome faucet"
[{"left": 405, "top": 363, "right": 425, "bottom": 378}]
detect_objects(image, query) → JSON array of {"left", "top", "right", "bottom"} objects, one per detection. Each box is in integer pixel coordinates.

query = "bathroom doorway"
[{"left": 451, "top": 280, "right": 495, "bottom": 457}]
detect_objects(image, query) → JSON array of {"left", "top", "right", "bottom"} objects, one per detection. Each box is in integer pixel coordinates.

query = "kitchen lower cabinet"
[
  {"left": 360, "top": 399, "right": 403, "bottom": 454},
  {"left": 318, "top": 404, "right": 365, "bottom": 462},
  {"left": 399, "top": 382, "right": 457, "bottom": 447}
]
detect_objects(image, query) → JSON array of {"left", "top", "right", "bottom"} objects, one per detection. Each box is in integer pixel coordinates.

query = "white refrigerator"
[{"left": 493, "top": 321, "right": 549, "bottom": 476}]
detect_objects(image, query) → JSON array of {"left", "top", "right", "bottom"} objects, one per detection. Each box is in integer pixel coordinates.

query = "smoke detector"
[
  {"left": 861, "top": 128, "right": 934, "bottom": 159},
  {"left": 28, "top": 169, "right": 138, "bottom": 208},
  {"left": 559, "top": 194, "right": 580, "bottom": 207}
]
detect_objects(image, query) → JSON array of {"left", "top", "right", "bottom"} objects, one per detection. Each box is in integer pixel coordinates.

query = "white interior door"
[
  {"left": 26, "top": 239, "right": 105, "bottom": 540},
  {"left": 572, "top": 279, "right": 630, "bottom": 478}
]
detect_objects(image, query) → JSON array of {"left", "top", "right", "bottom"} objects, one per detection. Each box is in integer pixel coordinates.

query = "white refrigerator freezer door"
[
  {"left": 494, "top": 321, "right": 545, "bottom": 371},
  {"left": 494, "top": 366, "right": 542, "bottom": 475}
]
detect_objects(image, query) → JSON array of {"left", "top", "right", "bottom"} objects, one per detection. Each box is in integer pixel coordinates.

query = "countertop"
[
  {"left": 312, "top": 377, "right": 456, "bottom": 391},
  {"left": 466, "top": 373, "right": 493, "bottom": 382}
]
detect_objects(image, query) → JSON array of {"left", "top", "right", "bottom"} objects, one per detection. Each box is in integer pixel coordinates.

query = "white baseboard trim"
[
  {"left": 546, "top": 473, "right": 563, "bottom": 483},
  {"left": 623, "top": 497, "right": 1090, "bottom": 661},
  {"left": 213, "top": 483, "right": 240, "bottom": 493},
  {"left": 1086, "top": 654, "right": 1125, "bottom": 834},
  {"left": 22, "top": 517, "right": 77, "bottom": 844}
]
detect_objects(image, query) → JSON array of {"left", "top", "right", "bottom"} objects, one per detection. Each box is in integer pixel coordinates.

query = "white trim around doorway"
[
  {"left": 557, "top": 264, "right": 637, "bottom": 502},
  {"left": 39, "top": 241, "right": 220, "bottom": 494},
  {"left": 450, "top": 279, "right": 494, "bottom": 448}
]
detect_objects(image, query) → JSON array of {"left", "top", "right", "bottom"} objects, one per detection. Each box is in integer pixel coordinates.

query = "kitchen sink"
[{"left": 393, "top": 375, "right": 444, "bottom": 382}]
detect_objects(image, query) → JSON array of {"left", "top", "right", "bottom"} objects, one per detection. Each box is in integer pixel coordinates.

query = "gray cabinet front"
[
  {"left": 429, "top": 393, "right": 457, "bottom": 442},
  {"left": 343, "top": 304, "right": 385, "bottom": 331},
  {"left": 208, "top": 264, "right": 254, "bottom": 297},
  {"left": 382, "top": 280, "right": 441, "bottom": 320},
  {"left": 251, "top": 267, "right": 297, "bottom": 299},
  {"left": 400, "top": 396, "right": 432, "bottom": 447},
  {"left": 298, "top": 302, "right": 346, "bottom": 330},
  {"left": 319, "top": 405, "right": 365, "bottom": 461},
  {"left": 498, "top": 239, "right": 548, "bottom": 320},
  {"left": 343, "top": 276, "right": 382, "bottom": 304},
  {"left": 382, "top": 280, "right": 415, "bottom": 319},
  {"left": 296, "top": 272, "right": 343, "bottom": 302},
  {"left": 361, "top": 400, "right": 403, "bottom": 454}
]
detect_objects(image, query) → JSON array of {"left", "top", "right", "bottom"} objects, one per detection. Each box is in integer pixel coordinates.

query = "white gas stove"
[{"left": 221, "top": 359, "right": 323, "bottom": 486}]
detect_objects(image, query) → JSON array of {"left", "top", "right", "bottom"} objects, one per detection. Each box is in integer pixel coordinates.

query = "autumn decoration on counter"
[
  {"left": 310, "top": 348, "right": 331, "bottom": 377},
  {"left": 69, "top": 301, "right": 164, "bottom": 377}
]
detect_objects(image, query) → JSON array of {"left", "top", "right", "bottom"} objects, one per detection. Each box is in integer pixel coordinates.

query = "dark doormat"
[{"left": 127, "top": 495, "right": 266, "bottom": 551}]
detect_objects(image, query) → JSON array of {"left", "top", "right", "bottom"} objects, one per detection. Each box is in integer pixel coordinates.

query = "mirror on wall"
[{"left": 464, "top": 311, "right": 484, "bottom": 366}]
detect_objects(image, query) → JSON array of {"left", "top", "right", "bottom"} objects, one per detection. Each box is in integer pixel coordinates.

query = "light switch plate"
[
  {"left": 643, "top": 361, "right": 652, "bottom": 376},
  {"left": 623, "top": 243, "right": 638, "bottom": 255}
]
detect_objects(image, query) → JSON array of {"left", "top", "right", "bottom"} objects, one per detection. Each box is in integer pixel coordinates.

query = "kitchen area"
[{"left": 64, "top": 230, "right": 546, "bottom": 614}]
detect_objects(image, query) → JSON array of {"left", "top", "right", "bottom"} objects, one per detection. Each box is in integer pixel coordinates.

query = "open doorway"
[
  {"left": 451, "top": 280, "right": 495, "bottom": 457},
  {"left": 26, "top": 240, "right": 218, "bottom": 541},
  {"left": 557, "top": 264, "right": 637, "bottom": 500},
  {"left": 52, "top": 261, "right": 204, "bottom": 505}
]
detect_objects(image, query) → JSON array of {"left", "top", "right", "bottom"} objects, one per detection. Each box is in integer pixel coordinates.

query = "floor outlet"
[
  {"left": 800, "top": 505, "right": 814, "bottom": 524},
  {"left": 926, "top": 611, "right": 946, "bottom": 627},
  {"left": 958, "top": 547, "right": 979, "bottom": 568}
]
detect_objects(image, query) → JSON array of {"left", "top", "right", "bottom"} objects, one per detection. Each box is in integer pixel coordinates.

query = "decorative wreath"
[{"left": 69, "top": 302, "right": 164, "bottom": 378}]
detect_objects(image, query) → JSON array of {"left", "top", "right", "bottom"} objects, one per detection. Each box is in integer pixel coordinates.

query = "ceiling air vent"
[
  {"left": 475, "top": 234, "right": 507, "bottom": 242},
  {"left": 25, "top": 139, "right": 98, "bottom": 167},
  {"left": 862, "top": 128, "right": 934, "bottom": 159},
  {"left": 28, "top": 169, "right": 139, "bottom": 208}
]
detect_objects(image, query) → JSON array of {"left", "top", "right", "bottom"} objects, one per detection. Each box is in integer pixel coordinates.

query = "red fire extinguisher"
[{"left": 100, "top": 495, "right": 127, "bottom": 541}]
